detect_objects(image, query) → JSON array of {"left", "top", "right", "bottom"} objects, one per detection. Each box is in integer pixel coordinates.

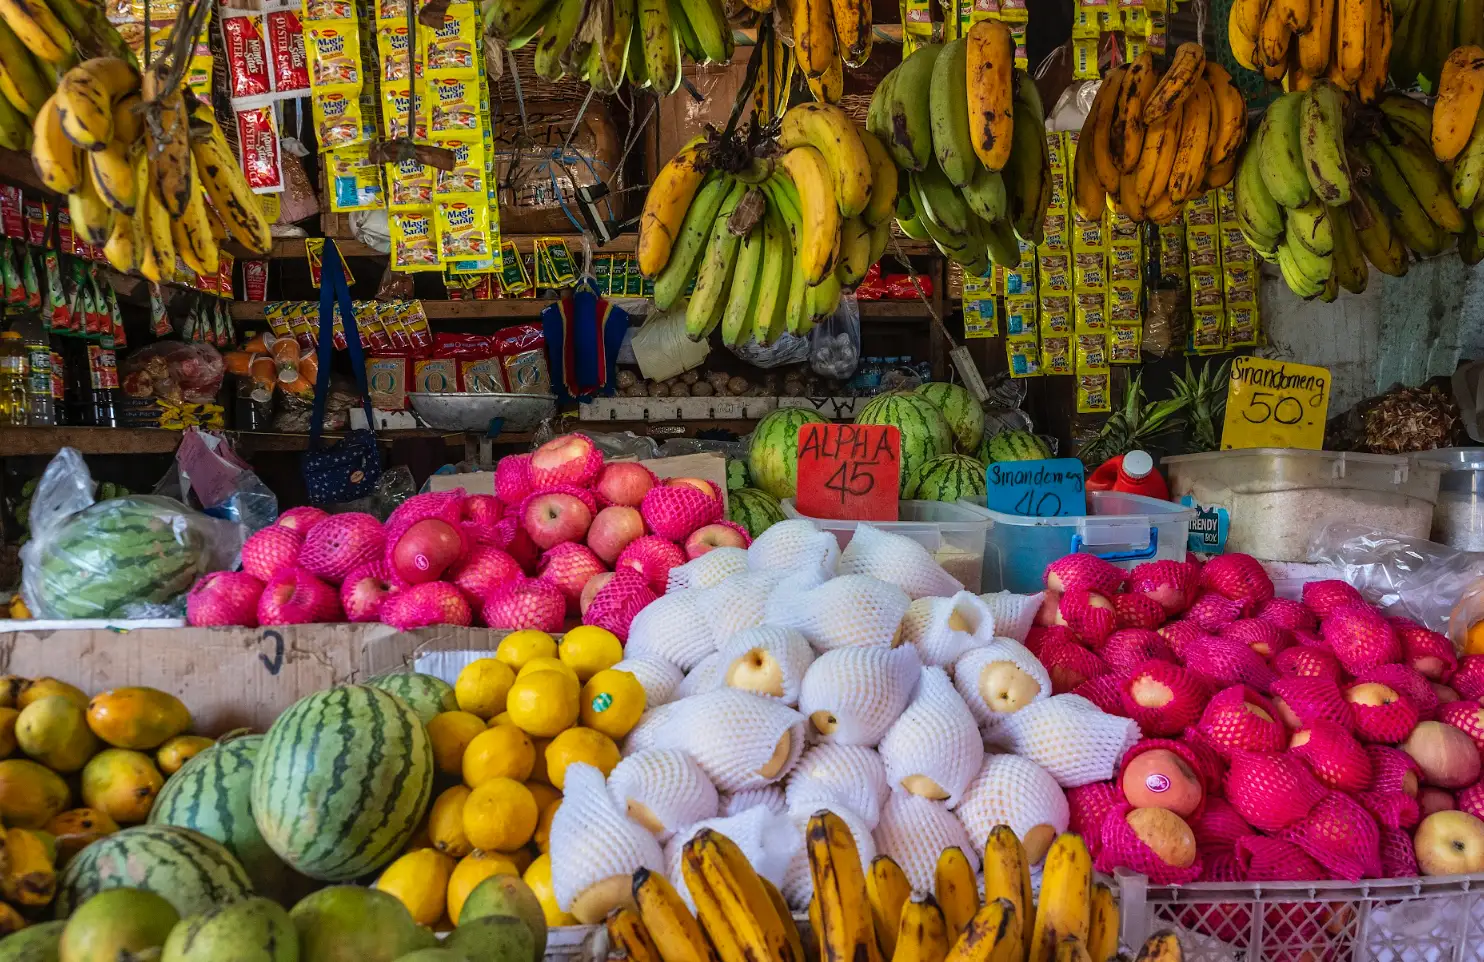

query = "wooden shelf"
[
  {"left": 0, "top": 426, "right": 534, "bottom": 457},
  {"left": 230, "top": 297, "right": 942, "bottom": 321}
]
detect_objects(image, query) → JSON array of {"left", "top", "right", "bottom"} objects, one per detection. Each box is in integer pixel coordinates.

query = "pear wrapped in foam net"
[
  {"left": 613, "top": 657, "right": 685, "bottom": 708},
  {"left": 667, "top": 546, "right": 750, "bottom": 591},
  {"left": 719, "top": 785, "right": 787, "bottom": 816},
  {"left": 625, "top": 589, "right": 717, "bottom": 671},
  {"left": 748, "top": 518, "right": 841, "bottom": 574},
  {"left": 837, "top": 523, "right": 964, "bottom": 599},
  {"left": 984, "top": 693, "right": 1142, "bottom": 788},
  {"left": 607, "top": 749, "right": 719, "bottom": 843},
  {"left": 798, "top": 645, "right": 922, "bottom": 746},
  {"left": 955, "top": 753, "right": 1069, "bottom": 864},
  {"left": 878, "top": 666, "right": 984, "bottom": 808},
  {"left": 899, "top": 591, "right": 996, "bottom": 667},
  {"left": 550, "top": 762, "right": 665, "bottom": 922},
  {"left": 872, "top": 791, "right": 977, "bottom": 892},
  {"left": 765, "top": 575, "right": 911, "bottom": 651},
  {"left": 698, "top": 570, "right": 788, "bottom": 648},
  {"left": 954, "top": 639, "right": 1052, "bottom": 731},
  {"left": 635, "top": 688, "right": 806, "bottom": 793},
  {"left": 784, "top": 744, "right": 890, "bottom": 830},
  {"left": 713, "top": 626, "right": 816, "bottom": 706}
]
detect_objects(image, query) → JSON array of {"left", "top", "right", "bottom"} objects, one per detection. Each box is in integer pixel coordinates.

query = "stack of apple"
[
  {"left": 185, "top": 434, "right": 748, "bottom": 635},
  {"left": 1023, "top": 551, "right": 1484, "bottom": 892}
]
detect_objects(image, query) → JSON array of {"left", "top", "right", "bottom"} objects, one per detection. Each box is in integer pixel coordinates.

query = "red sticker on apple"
[{"left": 795, "top": 423, "right": 901, "bottom": 522}]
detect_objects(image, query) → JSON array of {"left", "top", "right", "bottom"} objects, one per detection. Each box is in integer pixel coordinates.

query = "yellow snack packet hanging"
[{"left": 390, "top": 210, "right": 442, "bottom": 272}]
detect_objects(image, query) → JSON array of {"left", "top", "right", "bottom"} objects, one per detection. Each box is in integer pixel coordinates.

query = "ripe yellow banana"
[
  {"left": 966, "top": 20, "right": 1015, "bottom": 171},
  {"left": 0, "top": 18, "right": 46, "bottom": 118},
  {"left": 1433, "top": 45, "right": 1484, "bottom": 161},
  {"left": 1087, "top": 884, "right": 1118, "bottom": 962},
  {"left": 177, "top": 178, "right": 220, "bottom": 276},
  {"left": 1131, "top": 932, "right": 1181, "bottom": 962},
  {"left": 859, "top": 131, "right": 898, "bottom": 227},
  {"left": 638, "top": 136, "right": 708, "bottom": 276},
  {"left": 694, "top": 830, "right": 799, "bottom": 962},
  {"left": 935, "top": 848, "right": 979, "bottom": 940},
  {"left": 761, "top": 876, "right": 804, "bottom": 962},
  {"left": 944, "top": 900, "right": 1020, "bottom": 962},
  {"left": 1026, "top": 835, "right": 1091, "bottom": 962},
  {"left": 867, "top": 856, "right": 911, "bottom": 958},
  {"left": 609, "top": 906, "right": 661, "bottom": 962},
  {"left": 1356, "top": 0, "right": 1392, "bottom": 101},
  {"left": 0, "top": 0, "right": 72, "bottom": 64},
  {"left": 1110, "top": 52, "right": 1157, "bottom": 173},
  {"left": 68, "top": 160, "right": 110, "bottom": 245},
  {"left": 1073, "top": 128, "right": 1106, "bottom": 223},
  {"left": 1143, "top": 42, "right": 1206, "bottom": 125},
  {"left": 829, "top": 0, "right": 869, "bottom": 68},
  {"left": 1167, "top": 79, "right": 1213, "bottom": 204},
  {"left": 1205, "top": 63, "right": 1247, "bottom": 168},
  {"left": 780, "top": 103, "right": 872, "bottom": 218},
  {"left": 1229, "top": 0, "right": 1262, "bottom": 68},
  {"left": 1134, "top": 101, "right": 1183, "bottom": 208},
  {"left": 806, "top": 48, "right": 845, "bottom": 104},
  {"left": 794, "top": 0, "right": 836, "bottom": 79},
  {"left": 835, "top": 215, "right": 872, "bottom": 287},
  {"left": 1258, "top": 0, "right": 1293, "bottom": 80},
  {"left": 1297, "top": 0, "right": 1335, "bottom": 75},
  {"left": 782, "top": 145, "right": 842, "bottom": 284},
  {"left": 1278, "top": 0, "right": 1312, "bottom": 29},
  {"left": 30, "top": 95, "right": 80, "bottom": 193},
  {"left": 633, "top": 868, "right": 717, "bottom": 962},
  {"left": 806, "top": 812, "right": 882, "bottom": 962},
  {"left": 89, "top": 137, "right": 135, "bottom": 214},
  {"left": 1088, "top": 66, "right": 1128, "bottom": 192},
  {"left": 144, "top": 66, "right": 192, "bottom": 217},
  {"left": 893, "top": 897, "right": 949, "bottom": 962},
  {"left": 1335, "top": 0, "right": 1369, "bottom": 85},
  {"left": 55, "top": 57, "right": 137, "bottom": 150},
  {"left": 191, "top": 118, "right": 272, "bottom": 254},
  {"left": 102, "top": 202, "right": 133, "bottom": 271},
  {"left": 1053, "top": 938, "right": 1092, "bottom": 962},
  {"left": 982, "top": 825, "right": 1034, "bottom": 956}
]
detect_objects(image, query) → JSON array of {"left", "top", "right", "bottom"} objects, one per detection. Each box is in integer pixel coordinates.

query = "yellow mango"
[
  {"left": 81, "top": 749, "right": 163, "bottom": 824},
  {"left": 1, "top": 828, "right": 55, "bottom": 907},
  {"left": 155, "top": 735, "right": 214, "bottom": 775},
  {"left": 429, "top": 785, "right": 472, "bottom": 858},
  {"left": 17, "top": 696, "right": 100, "bottom": 772},
  {"left": 17, "top": 678, "right": 87, "bottom": 711},
  {"left": 46, "top": 808, "right": 119, "bottom": 865},
  {"left": 0, "top": 677, "right": 27, "bottom": 709},
  {"left": 447, "top": 851, "right": 520, "bottom": 924},
  {"left": 0, "top": 706, "right": 19, "bottom": 758},
  {"left": 0, "top": 759, "right": 70, "bottom": 828},
  {"left": 86, "top": 688, "right": 191, "bottom": 751},
  {"left": 375, "top": 848, "right": 454, "bottom": 927}
]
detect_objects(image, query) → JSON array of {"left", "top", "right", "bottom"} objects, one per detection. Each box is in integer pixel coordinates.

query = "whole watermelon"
[
  {"left": 368, "top": 673, "right": 457, "bottom": 725},
  {"left": 149, "top": 735, "right": 289, "bottom": 895},
  {"left": 915, "top": 383, "right": 985, "bottom": 454},
  {"left": 980, "top": 429, "right": 1053, "bottom": 463},
  {"left": 251, "top": 685, "right": 433, "bottom": 882},
  {"left": 854, "top": 392, "right": 954, "bottom": 493},
  {"left": 55, "top": 824, "right": 254, "bottom": 918},
  {"left": 727, "top": 488, "right": 786, "bottom": 538},
  {"left": 903, "top": 455, "right": 987, "bottom": 502},
  {"left": 748, "top": 409, "right": 828, "bottom": 499}
]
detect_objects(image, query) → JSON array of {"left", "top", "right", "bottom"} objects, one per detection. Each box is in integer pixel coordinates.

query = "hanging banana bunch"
[
  {"left": 864, "top": 24, "right": 1051, "bottom": 275},
  {"left": 636, "top": 96, "right": 896, "bottom": 345},
  {"left": 1432, "top": 46, "right": 1484, "bottom": 263},
  {"left": 1228, "top": 0, "right": 1391, "bottom": 102},
  {"left": 1392, "top": 0, "right": 1481, "bottom": 91}
]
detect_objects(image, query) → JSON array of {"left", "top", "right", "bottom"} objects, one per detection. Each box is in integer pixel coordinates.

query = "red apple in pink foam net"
[
  {"left": 391, "top": 518, "right": 465, "bottom": 585},
  {"left": 594, "top": 462, "right": 657, "bottom": 507},
  {"left": 521, "top": 492, "right": 593, "bottom": 550},
  {"left": 587, "top": 506, "right": 646, "bottom": 564},
  {"left": 684, "top": 523, "right": 749, "bottom": 559},
  {"left": 580, "top": 571, "right": 615, "bottom": 617}
]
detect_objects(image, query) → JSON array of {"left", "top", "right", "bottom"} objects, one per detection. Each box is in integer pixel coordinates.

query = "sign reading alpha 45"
[
  {"left": 1222, "top": 356, "right": 1331, "bottom": 450},
  {"left": 795, "top": 423, "right": 901, "bottom": 522}
]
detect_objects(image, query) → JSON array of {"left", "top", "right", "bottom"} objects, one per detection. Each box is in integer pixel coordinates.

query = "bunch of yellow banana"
[
  {"left": 1431, "top": 46, "right": 1484, "bottom": 262},
  {"left": 867, "top": 29, "right": 1049, "bottom": 275},
  {"left": 1392, "top": 0, "right": 1482, "bottom": 91},
  {"left": 1072, "top": 45, "right": 1248, "bottom": 226},
  {"left": 792, "top": 0, "right": 872, "bottom": 103},
  {"left": 486, "top": 0, "right": 736, "bottom": 95},
  {"left": 636, "top": 104, "right": 897, "bottom": 345},
  {"left": 1228, "top": 0, "right": 1391, "bottom": 102}
]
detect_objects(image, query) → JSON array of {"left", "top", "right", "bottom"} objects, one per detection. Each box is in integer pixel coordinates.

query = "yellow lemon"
[
  {"left": 375, "top": 848, "right": 454, "bottom": 926},
  {"left": 524, "top": 854, "right": 578, "bottom": 926},
  {"left": 489, "top": 712, "right": 512, "bottom": 728},
  {"left": 426, "top": 711, "right": 487, "bottom": 776},
  {"left": 448, "top": 850, "right": 521, "bottom": 924},
  {"left": 495, "top": 631, "right": 557, "bottom": 671},
  {"left": 557, "top": 626, "right": 623, "bottom": 682},
  {"left": 533, "top": 796, "right": 560, "bottom": 853},
  {"left": 428, "top": 784, "right": 472, "bottom": 857},
  {"left": 580, "top": 669, "right": 647, "bottom": 740},
  {"left": 455, "top": 659, "right": 516, "bottom": 719},
  {"left": 527, "top": 781, "right": 561, "bottom": 813},
  {"left": 462, "top": 724, "right": 535, "bottom": 786},
  {"left": 463, "top": 777, "right": 537, "bottom": 852},
  {"left": 506, "top": 670, "right": 579, "bottom": 738},
  {"left": 544, "top": 727, "right": 619, "bottom": 790},
  {"left": 517, "top": 657, "right": 579, "bottom": 686}
]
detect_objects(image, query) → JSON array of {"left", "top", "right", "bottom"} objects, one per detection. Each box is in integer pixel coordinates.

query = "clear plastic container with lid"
[
  {"left": 1412, "top": 448, "right": 1484, "bottom": 551},
  {"left": 780, "top": 498, "right": 989, "bottom": 591},
  {"left": 1162, "top": 448, "right": 1442, "bottom": 562}
]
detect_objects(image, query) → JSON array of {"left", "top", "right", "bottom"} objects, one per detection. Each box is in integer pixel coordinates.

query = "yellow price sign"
[{"left": 1221, "top": 356, "right": 1331, "bottom": 450}]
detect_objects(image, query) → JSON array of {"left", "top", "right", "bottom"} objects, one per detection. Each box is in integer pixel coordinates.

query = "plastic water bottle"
[{"left": 0, "top": 331, "right": 28, "bottom": 425}]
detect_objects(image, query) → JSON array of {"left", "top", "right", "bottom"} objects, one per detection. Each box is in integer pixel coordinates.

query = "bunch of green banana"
[
  {"left": 871, "top": 40, "right": 1048, "bottom": 276},
  {"left": 486, "top": 0, "right": 732, "bottom": 94},
  {"left": 1391, "top": 0, "right": 1483, "bottom": 92}
]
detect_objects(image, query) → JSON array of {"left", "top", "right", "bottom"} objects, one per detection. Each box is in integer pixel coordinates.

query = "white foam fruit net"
[
  {"left": 749, "top": 519, "right": 841, "bottom": 574},
  {"left": 674, "top": 652, "right": 727, "bottom": 700},
  {"left": 699, "top": 570, "right": 784, "bottom": 648},
  {"left": 784, "top": 743, "right": 890, "bottom": 830},
  {"left": 984, "top": 694, "right": 1142, "bottom": 788},
  {"left": 668, "top": 547, "right": 750, "bottom": 591},
  {"left": 781, "top": 804, "right": 877, "bottom": 909},
  {"left": 878, "top": 666, "right": 985, "bottom": 808},
  {"left": 900, "top": 592, "right": 996, "bottom": 668},
  {"left": 663, "top": 805, "right": 801, "bottom": 910},
  {"left": 955, "top": 753, "right": 1070, "bottom": 854},
  {"left": 625, "top": 589, "right": 718, "bottom": 671},
  {"left": 837, "top": 524, "right": 965, "bottom": 600},
  {"left": 766, "top": 575, "right": 911, "bottom": 650},
  {"left": 613, "top": 657, "right": 685, "bottom": 708},
  {"left": 953, "top": 639, "right": 1053, "bottom": 731},
  {"left": 623, "top": 701, "right": 686, "bottom": 755},
  {"left": 550, "top": 762, "right": 666, "bottom": 911},
  {"left": 872, "top": 791, "right": 978, "bottom": 893},
  {"left": 714, "top": 626, "right": 816, "bottom": 706},
  {"left": 978, "top": 591, "right": 1045, "bottom": 643},
  {"left": 647, "top": 689, "right": 806, "bottom": 793},
  {"left": 719, "top": 785, "right": 787, "bottom": 817},
  {"left": 798, "top": 645, "right": 923, "bottom": 746},
  {"left": 607, "top": 749, "right": 720, "bottom": 843}
]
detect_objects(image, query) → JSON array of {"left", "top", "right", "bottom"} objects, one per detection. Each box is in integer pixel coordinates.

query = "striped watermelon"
[
  {"left": 903, "top": 455, "right": 987, "bottom": 502},
  {"left": 915, "top": 383, "right": 985, "bottom": 454},
  {"left": 55, "top": 824, "right": 254, "bottom": 918},
  {"left": 148, "top": 735, "right": 288, "bottom": 895},
  {"left": 748, "top": 409, "right": 829, "bottom": 499},
  {"left": 854, "top": 392, "right": 954, "bottom": 493},
  {"left": 727, "top": 488, "right": 785, "bottom": 538},
  {"left": 368, "top": 673, "right": 457, "bottom": 725},
  {"left": 250, "top": 685, "right": 434, "bottom": 882},
  {"left": 981, "top": 429, "right": 1053, "bottom": 463}
]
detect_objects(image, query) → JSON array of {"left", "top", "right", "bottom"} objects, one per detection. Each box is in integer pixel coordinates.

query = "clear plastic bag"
[
  {"left": 20, "top": 448, "right": 247, "bottom": 620},
  {"left": 809, "top": 297, "right": 861, "bottom": 379},
  {"left": 1306, "top": 521, "right": 1484, "bottom": 631},
  {"left": 732, "top": 331, "right": 810, "bottom": 369}
]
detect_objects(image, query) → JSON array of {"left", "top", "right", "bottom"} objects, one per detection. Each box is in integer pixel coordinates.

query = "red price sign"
[{"left": 795, "top": 423, "right": 901, "bottom": 521}]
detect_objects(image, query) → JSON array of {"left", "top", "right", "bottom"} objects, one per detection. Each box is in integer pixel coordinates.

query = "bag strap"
[{"left": 308, "top": 240, "right": 375, "bottom": 451}]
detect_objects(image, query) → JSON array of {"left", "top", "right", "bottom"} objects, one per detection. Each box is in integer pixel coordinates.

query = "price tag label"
[
  {"left": 1221, "top": 357, "right": 1331, "bottom": 450},
  {"left": 795, "top": 423, "right": 901, "bottom": 522},
  {"left": 985, "top": 457, "right": 1087, "bottom": 517}
]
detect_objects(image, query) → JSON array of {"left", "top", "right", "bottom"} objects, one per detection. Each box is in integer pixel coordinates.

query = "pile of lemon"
[{"left": 377, "top": 626, "right": 645, "bottom": 930}]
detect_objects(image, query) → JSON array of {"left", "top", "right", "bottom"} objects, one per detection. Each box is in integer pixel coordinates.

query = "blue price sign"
[{"left": 984, "top": 458, "right": 1088, "bottom": 517}]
